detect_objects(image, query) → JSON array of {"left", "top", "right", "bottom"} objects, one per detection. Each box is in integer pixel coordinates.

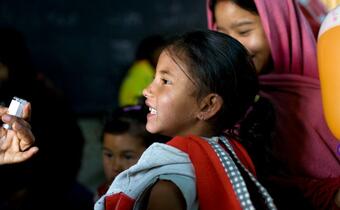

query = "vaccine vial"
[{"left": 3, "top": 97, "right": 28, "bottom": 130}]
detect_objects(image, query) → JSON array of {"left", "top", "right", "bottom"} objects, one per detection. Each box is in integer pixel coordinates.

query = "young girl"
[{"left": 95, "top": 30, "right": 276, "bottom": 210}]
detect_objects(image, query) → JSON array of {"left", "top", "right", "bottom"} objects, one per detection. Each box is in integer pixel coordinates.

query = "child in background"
[
  {"left": 95, "top": 30, "right": 276, "bottom": 210},
  {"left": 97, "top": 104, "right": 165, "bottom": 198}
]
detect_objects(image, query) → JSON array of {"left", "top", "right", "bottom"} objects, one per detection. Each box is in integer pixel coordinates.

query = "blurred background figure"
[
  {"left": 0, "top": 26, "right": 93, "bottom": 210},
  {"left": 96, "top": 104, "right": 168, "bottom": 199},
  {"left": 118, "top": 34, "right": 166, "bottom": 106}
]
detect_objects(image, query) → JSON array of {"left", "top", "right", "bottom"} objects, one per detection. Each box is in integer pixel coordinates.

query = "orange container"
[{"left": 317, "top": 6, "right": 340, "bottom": 140}]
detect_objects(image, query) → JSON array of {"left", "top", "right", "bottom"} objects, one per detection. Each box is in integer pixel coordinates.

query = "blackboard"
[{"left": 0, "top": 0, "right": 206, "bottom": 114}]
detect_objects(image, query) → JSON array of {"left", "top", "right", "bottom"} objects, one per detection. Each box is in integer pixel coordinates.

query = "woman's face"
[{"left": 214, "top": 0, "right": 271, "bottom": 74}]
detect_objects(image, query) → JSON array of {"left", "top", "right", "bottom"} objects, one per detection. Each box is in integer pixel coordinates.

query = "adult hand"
[{"left": 0, "top": 103, "right": 38, "bottom": 165}]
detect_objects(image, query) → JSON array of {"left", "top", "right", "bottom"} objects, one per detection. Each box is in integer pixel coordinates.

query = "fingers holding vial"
[{"left": 0, "top": 97, "right": 38, "bottom": 165}]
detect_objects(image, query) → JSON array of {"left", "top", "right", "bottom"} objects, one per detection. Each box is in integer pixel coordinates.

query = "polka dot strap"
[{"left": 207, "top": 136, "right": 277, "bottom": 210}]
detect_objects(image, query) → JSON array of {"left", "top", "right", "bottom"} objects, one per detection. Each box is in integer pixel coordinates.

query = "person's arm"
[
  {"left": 146, "top": 180, "right": 186, "bottom": 210},
  {"left": 0, "top": 103, "right": 38, "bottom": 165}
]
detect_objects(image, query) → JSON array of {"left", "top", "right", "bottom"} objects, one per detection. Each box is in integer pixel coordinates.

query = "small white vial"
[{"left": 3, "top": 97, "right": 28, "bottom": 130}]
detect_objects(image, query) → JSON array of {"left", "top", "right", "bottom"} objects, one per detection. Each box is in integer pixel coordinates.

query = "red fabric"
[
  {"left": 105, "top": 192, "right": 135, "bottom": 210},
  {"left": 167, "top": 135, "right": 256, "bottom": 210}
]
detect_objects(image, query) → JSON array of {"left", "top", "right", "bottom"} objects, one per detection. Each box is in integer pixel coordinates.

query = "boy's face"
[
  {"left": 102, "top": 133, "right": 146, "bottom": 183},
  {"left": 143, "top": 50, "right": 202, "bottom": 137}
]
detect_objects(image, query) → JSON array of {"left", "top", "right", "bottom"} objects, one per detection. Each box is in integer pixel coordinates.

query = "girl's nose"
[{"left": 143, "top": 84, "right": 152, "bottom": 98}]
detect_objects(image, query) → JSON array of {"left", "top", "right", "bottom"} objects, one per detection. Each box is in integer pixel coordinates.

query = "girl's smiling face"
[{"left": 143, "top": 50, "right": 201, "bottom": 137}]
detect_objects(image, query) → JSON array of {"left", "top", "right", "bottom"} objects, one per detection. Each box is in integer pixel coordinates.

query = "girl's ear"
[{"left": 197, "top": 93, "right": 223, "bottom": 121}]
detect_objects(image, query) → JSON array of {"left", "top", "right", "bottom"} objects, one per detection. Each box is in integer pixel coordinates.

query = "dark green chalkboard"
[{"left": 0, "top": 0, "right": 206, "bottom": 114}]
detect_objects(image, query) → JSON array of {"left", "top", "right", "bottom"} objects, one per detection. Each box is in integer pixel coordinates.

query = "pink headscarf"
[{"left": 207, "top": 0, "right": 339, "bottom": 178}]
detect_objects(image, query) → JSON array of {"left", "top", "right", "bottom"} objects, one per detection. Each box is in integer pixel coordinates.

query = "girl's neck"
[
  {"left": 164, "top": 120, "right": 221, "bottom": 138},
  {"left": 174, "top": 126, "right": 220, "bottom": 138}
]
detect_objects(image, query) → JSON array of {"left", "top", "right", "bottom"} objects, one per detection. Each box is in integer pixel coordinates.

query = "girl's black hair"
[
  {"left": 238, "top": 96, "right": 280, "bottom": 177},
  {"left": 165, "top": 30, "right": 258, "bottom": 133}
]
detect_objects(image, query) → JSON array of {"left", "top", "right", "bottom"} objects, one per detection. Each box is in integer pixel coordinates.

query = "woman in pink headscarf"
[{"left": 207, "top": 0, "right": 340, "bottom": 209}]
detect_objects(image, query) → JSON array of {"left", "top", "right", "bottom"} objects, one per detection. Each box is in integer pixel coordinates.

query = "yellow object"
[
  {"left": 118, "top": 60, "right": 155, "bottom": 106},
  {"left": 317, "top": 6, "right": 340, "bottom": 140},
  {"left": 321, "top": 0, "right": 340, "bottom": 10}
]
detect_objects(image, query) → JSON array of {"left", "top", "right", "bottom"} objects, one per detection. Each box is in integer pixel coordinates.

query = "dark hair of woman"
[{"left": 210, "top": 0, "right": 258, "bottom": 17}]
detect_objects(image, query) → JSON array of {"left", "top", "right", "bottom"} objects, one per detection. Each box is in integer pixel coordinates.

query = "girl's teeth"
[{"left": 149, "top": 107, "right": 157, "bottom": 114}]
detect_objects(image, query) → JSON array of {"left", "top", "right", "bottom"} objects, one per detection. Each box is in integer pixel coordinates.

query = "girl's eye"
[{"left": 161, "top": 78, "right": 172, "bottom": 85}]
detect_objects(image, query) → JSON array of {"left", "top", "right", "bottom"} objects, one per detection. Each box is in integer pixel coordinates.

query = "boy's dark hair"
[
  {"left": 165, "top": 30, "right": 258, "bottom": 133},
  {"left": 103, "top": 104, "right": 166, "bottom": 147}
]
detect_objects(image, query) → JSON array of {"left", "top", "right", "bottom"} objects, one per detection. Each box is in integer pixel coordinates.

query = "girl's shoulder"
[
  {"left": 135, "top": 175, "right": 198, "bottom": 210},
  {"left": 140, "top": 180, "right": 189, "bottom": 210}
]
